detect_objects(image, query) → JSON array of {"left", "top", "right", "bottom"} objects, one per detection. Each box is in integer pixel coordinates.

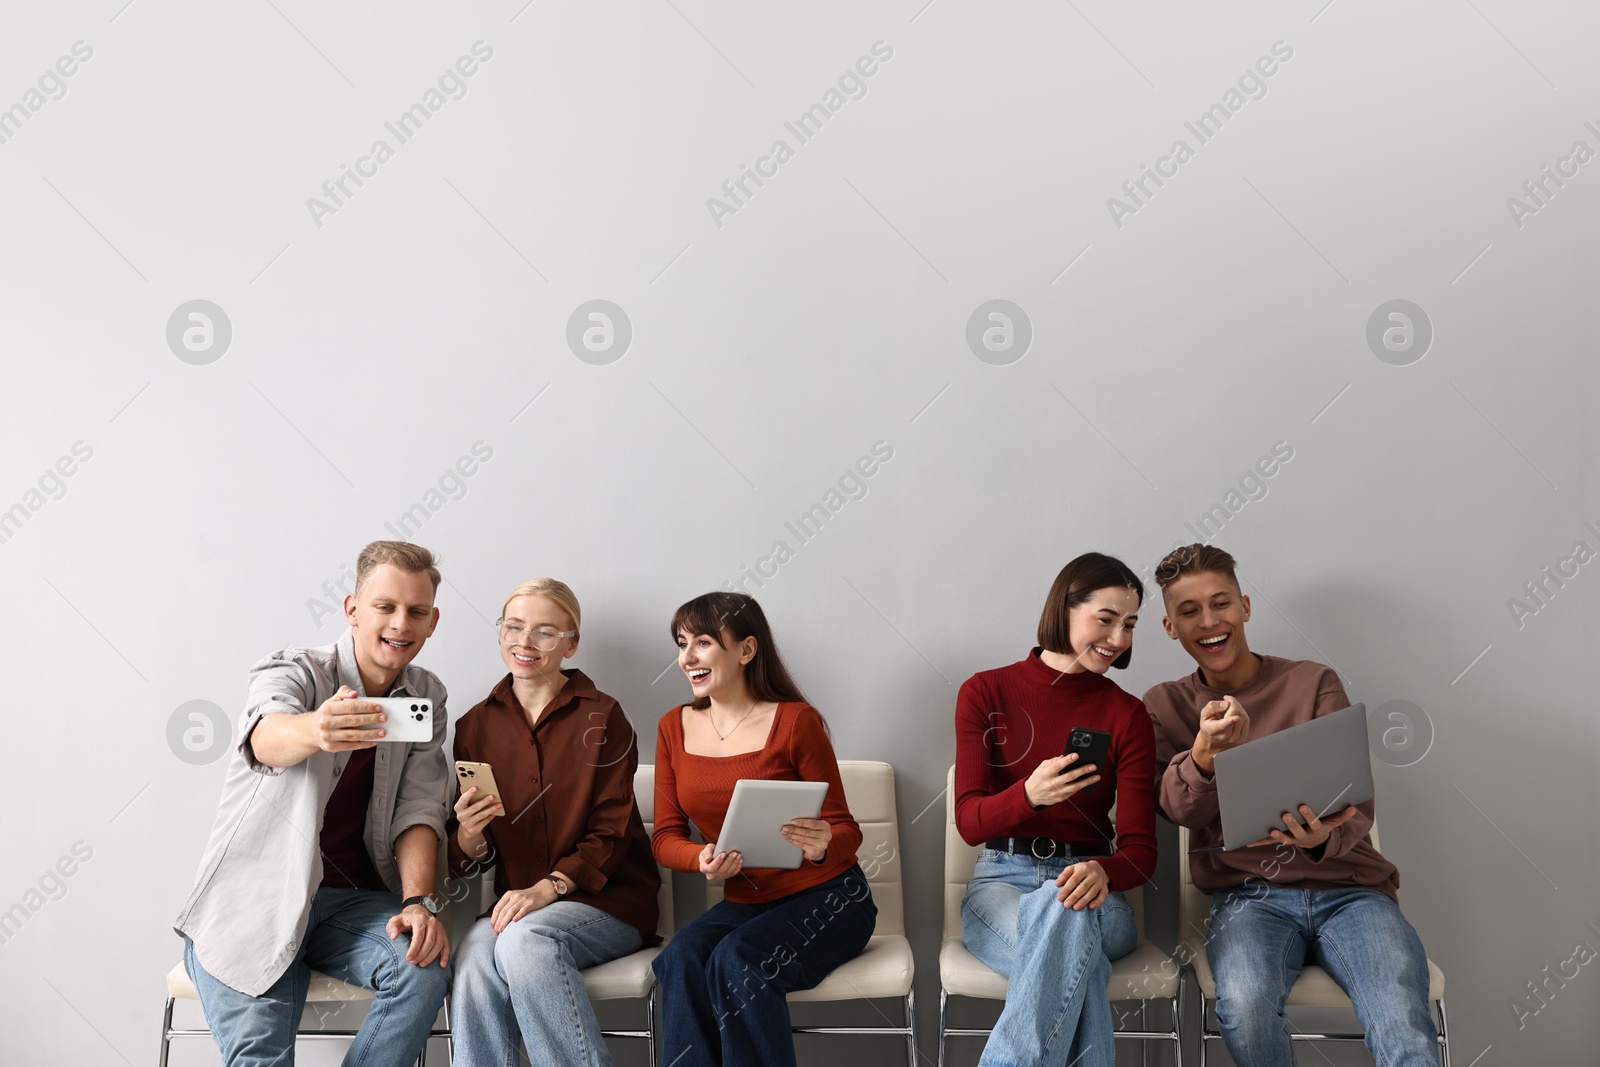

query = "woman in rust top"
[
  {"left": 450, "top": 578, "right": 660, "bottom": 1067},
  {"left": 651, "top": 591, "right": 876, "bottom": 1067}
]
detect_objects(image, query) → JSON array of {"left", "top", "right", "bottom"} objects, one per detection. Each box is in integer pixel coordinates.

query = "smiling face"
[
  {"left": 676, "top": 625, "right": 756, "bottom": 705},
  {"left": 1060, "top": 586, "right": 1141, "bottom": 674},
  {"left": 1162, "top": 570, "right": 1253, "bottom": 676},
  {"left": 499, "top": 594, "right": 578, "bottom": 682},
  {"left": 344, "top": 563, "right": 439, "bottom": 692}
]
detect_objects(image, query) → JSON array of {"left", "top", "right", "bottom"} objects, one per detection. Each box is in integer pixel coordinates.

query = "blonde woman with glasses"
[{"left": 450, "top": 579, "right": 661, "bottom": 1067}]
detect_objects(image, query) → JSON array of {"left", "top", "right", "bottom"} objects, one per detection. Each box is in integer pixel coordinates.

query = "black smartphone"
[{"left": 1063, "top": 727, "right": 1112, "bottom": 792}]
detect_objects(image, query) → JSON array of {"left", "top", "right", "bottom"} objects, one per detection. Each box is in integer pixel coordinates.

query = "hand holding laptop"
[{"left": 1242, "top": 803, "right": 1360, "bottom": 850}]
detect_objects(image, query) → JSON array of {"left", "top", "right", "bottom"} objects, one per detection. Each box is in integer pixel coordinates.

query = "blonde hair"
[
  {"left": 356, "top": 540, "right": 441, "bottom": 594},
  {"left": 502, "top": 578, "right": 582, "bottom": 636}
]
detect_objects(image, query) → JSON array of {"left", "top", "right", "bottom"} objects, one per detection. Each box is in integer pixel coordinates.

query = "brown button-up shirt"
[{"left": 448, "top": 670, "right": 660, "bottom": 943}]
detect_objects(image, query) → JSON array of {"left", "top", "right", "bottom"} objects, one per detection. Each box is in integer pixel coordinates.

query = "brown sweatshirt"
[{"left": 1144, "top": 655, "right": 1400, "bottom": 901}]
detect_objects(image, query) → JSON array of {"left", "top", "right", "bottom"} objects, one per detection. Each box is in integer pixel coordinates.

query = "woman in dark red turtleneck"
[{"left": 954, "top": 552, "right": 1156, "bottom": 1067}]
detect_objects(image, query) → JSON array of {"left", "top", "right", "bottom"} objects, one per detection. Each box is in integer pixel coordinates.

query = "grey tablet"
[
  {"left": 714, "top": 779, "right": 829, "bottom": 870},
  {"left": 1210, "top": 703, "right": 1374, "bottom": 852}
]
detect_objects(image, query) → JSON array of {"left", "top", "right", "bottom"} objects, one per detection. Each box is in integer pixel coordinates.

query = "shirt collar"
[{"left": 487, "top": 668, "right": 598, "bottom": 720}]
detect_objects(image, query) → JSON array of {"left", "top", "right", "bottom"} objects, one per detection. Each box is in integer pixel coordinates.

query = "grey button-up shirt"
[{"left": 173, "top": 629, "right": 449, "bottom": 995}]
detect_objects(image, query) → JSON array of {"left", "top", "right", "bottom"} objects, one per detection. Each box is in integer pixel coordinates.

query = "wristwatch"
[
  {"left": 401, "top": 894, "right": 442, "bottom": 915},
  {"left": 547, "top": 874, "right": 569, "bottom": 896}
]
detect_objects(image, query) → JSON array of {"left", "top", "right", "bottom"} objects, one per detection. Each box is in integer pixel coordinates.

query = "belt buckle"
[{"left": 1030, "top": 838, "right": 1058, "bottom": 860}]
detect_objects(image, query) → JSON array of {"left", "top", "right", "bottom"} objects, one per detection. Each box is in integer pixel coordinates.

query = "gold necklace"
[{"left": 710, "top": 701, "right": 759, "bottom": 741}]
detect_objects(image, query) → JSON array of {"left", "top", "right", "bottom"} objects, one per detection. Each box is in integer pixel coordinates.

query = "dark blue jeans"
[{"left": 651, "top": 864, "right": 877, "bottom": 1067}]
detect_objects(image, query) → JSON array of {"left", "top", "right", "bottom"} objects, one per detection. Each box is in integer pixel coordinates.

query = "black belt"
[{"left": 986, "top": 836, "right": 1112, "bottom": 860}]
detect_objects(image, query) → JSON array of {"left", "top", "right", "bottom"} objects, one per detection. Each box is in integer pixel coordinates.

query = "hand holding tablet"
[{"left": 710, "top": 779, "right": 830, "bottom": 871}]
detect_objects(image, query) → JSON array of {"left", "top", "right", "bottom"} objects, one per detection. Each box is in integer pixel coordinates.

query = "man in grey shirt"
[{"left": 175, "top": 540, "right": 453, "bottom": 1066}]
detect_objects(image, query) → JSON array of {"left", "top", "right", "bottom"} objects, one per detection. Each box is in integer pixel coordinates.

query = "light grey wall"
[{"left": 2, "top": 1, "right": 1595, "bottom": 1064}]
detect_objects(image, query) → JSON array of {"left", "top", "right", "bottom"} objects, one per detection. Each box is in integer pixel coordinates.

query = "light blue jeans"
[
  {"left": 453, "top": 900, "right": 643, "bottom": 1067},
  {"left": 182, "top": 887, "right": 451, "bottom": 1067},
  {"left": 961, "top": 849, "right": 1138, "bottom": 1067},
  {"left": 1207, "top": 883, "right": 1438, "bottom": 1066}
]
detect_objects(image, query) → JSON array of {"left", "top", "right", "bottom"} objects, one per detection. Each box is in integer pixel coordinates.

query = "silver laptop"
[{"left": 1208, "top": 703, "right": 1374, "bottom": 852}]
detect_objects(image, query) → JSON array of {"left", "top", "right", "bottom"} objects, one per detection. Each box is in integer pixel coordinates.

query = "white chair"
[
  {"left": 937, "top": 765, "right": 1183, "bottom": 1067},
  {"left": 1175, "top": 823, "right": 1450, "bottom": 1066},
  {"left": 582, "top": 762, "right": 673, "bottom": 1067},
  {"left": 703, "top": 759, "right": 918, "bottom": 1064}
]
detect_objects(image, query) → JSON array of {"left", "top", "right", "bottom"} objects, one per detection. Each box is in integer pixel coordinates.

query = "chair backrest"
[
  {"left": 943, "top": 764, "right": 1145, "bottom": 939},
  {"left": 1174, "top": 820, "right": 1380, "bottom": 941},
  {"left": 706, "top": 760, "right": 903, "bottom": 937},
  {"left": 633, "top": 764, "right": 675, "bottom": 939}
]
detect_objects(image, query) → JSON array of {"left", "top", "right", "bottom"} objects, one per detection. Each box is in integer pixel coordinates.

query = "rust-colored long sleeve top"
[
  {"left": 448, "top": 671, "right": 660, "bottom": 943},
  {"left": 652, "top": 702, "right": 862, "bottom": 903}
]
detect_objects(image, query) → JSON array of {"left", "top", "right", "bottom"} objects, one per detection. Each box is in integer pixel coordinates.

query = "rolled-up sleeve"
[
  {"left": 238, "top": 650, "right": 320, "bottom": 775},
  {"left": 388, "top": 681, "right": 450, "bottom": 851}
]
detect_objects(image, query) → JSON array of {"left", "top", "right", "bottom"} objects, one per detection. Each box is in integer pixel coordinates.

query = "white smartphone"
[
  {"left": 364, "top": 697, "right": 435, "bottom": 743},
  {"left": 454, "top": 761, "right": 504, "bottom": 808}
]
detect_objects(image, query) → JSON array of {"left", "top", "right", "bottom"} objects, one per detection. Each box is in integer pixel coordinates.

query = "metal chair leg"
[
  {"left": 158, "top": 997, "right": 175, "bottom": 1067},
  {"left": 1197, "top": 992, "right": 1209, "bottom": 1067},
  {"left": 1141, "top": 1000, "right": 1150, "bottom": 1067},
  {"left": 647, "top": 985, "right": 659, "bottom": 1067},
  {"left": 936, "top": 987, "right": 948, "bottom": 1067},
  {"left": 1436, "top": 998, "right": 1450, "bottom": 1067},
  {"left": 443, "top": 993, "right": 454, "bottom": 1066},
  {"left": 1171, "top": 994, "right": 1183, "bottom": 1067},
  {"left": 905, "top": 985, "right": 919, "bottom": 1067}
]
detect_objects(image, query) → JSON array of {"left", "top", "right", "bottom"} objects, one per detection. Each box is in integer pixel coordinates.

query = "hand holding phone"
[
  {"left": 454, "top": 761, "right": 504, "bottom": 838},
  {"left": 1062, "top": 727, "right": 1112, "bottom": 793}
]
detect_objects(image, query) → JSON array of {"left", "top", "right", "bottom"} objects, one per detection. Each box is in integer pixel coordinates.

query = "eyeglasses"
[{"left": 495, "top": 620, "right": 577, "bottom": 651}]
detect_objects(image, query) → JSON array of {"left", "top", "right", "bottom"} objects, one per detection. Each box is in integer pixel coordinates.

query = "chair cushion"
[
  {"left": 1180, "top": 937, "right": 1446, "bottom": 1003},
  {"left": 165, "top": 962, "right": 375, "bottom": 1003},
  {"left": 940, "top": 938, "right": 1180, "bottom": 1000},
  {"left": 580, "top": 946, "right": 662, "bottom": 1001},
  {"left": 787, "top": 935, "right": 914, "bottom": 1002}
]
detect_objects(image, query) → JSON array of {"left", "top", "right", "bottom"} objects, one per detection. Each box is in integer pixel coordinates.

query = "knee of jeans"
[
  {"left": 1213, "top": 967, "right": 1283, "bottom": 1013},
  {"left": 654, "top": 930, "right": 713, "bottom": 977},
  {"left": 386, "top": 954, "right": 451, "bottom": 1008},
  {"left": 496, "top": 920, "right": 566, "bottom": 962},
  {"left": 707, "top": 929, "right": 767, "bottom": 976}
]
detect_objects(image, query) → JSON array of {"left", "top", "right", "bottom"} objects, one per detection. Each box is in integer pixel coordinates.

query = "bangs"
[{"left": 670, "top": 592, "right": 741, "bottom": 645}]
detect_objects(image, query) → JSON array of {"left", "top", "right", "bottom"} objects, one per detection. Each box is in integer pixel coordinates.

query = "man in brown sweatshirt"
[{"left": 1144, "top": 543, "right": 1439, "bottom": 1067}]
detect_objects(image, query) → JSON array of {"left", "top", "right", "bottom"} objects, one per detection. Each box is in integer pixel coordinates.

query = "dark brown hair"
[
  {"left": 670, "top": 592, "right": 809, "bottom": 711},
  {"left": 1153, "top": 543, "right": 1240, "bottom": 592},
  {"left": 1036, "top": 552, "right": 1144, "bottom": 669}
]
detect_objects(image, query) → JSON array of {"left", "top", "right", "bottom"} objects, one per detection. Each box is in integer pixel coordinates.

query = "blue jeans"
[
  {"left": 182, "top": 887, "right": 451, "bottom": 1067},
  {"left": 651, "top": 864, "right": 877, "bottom": 1067},
  {"left": 1207, "top": 884, "right": 1438, "bottom": 1066},
  {"left": 453, "top": 901, "right": 643, "bottom": 1067},
  {"left": 961, "top": 849, "right": 1137, "bottom": 1067}
]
